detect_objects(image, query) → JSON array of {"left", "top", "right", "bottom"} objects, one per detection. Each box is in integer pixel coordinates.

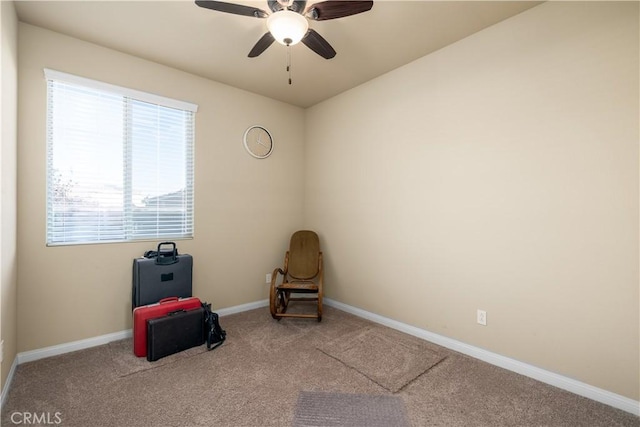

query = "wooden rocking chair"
[{"left": 270, "top": 230, "right": 323, "bottom": 321}]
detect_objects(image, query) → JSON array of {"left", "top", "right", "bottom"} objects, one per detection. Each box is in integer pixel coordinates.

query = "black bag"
[{"left": 202, "top": 302, "right": 226, "bottom": 350}]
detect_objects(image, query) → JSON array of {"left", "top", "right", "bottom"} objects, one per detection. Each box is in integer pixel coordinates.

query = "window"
[{"left": 45, "top": 69, "right": 197, "bottom": 245}]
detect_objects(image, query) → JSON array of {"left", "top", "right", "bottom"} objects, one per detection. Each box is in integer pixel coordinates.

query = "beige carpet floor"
[{"left": 1, "top": 305, "right": 638, "bottom": 426}]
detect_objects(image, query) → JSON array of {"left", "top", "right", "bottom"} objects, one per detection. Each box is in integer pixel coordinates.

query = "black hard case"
[
  {"left": 132, "top": 243, "right": 193, "bottom": 309},
  {"left": 146, "top": 307, "right": 205, "bottom": 362}
]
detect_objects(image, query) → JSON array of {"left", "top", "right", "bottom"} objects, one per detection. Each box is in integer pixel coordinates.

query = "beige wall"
[
  {"left": 1, "top": 0, "right": 18, "bottom": 393},
  {"left": 304, "top": 1, "right": 639, "bottom": 400},
  {"left": 17, "top": 24, "right": 305, "bottom": 352}
]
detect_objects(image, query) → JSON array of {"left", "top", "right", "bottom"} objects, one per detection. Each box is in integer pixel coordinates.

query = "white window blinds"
[{"left": 45, "top": 69, "right": 197, "bottom": 245}]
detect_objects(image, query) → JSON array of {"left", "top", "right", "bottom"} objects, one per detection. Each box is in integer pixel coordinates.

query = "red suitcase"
[{"left": 133, "top": 296, "right": 202, "bottom": 357}]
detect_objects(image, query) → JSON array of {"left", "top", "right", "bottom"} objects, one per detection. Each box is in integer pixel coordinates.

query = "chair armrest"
[{"left": 271, "top": 266, "right": 287, "bottom": 289}]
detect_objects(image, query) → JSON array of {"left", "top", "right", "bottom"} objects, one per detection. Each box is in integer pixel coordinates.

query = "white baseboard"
[
  {"left": 216, "top": 299, "right": 269, "bottom": 317},
  {"left": 3, "top": 298, "right": 637, "bottom": 417},
  {"left": 1, "top": 355, "right": 19, "bottom": 409},
  {"left": 17, "top": 329, "right": 133, "bottom": 365},
  {"left": 324, "top": 298, "right": 639, "bottom": 416}
]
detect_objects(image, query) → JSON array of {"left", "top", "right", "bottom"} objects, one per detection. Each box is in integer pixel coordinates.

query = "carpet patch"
[
  {"left": 292, "top": 391, "right": 409, "bottom": 427},
  {"left": 107, "top": 338, "right": 207, "bottom": 377},
  {"left": 232, "top": 319, "right": 308, "bottom": 353},
  {"left": 317, "top": 326, "right": 445, "bottom": 392}
]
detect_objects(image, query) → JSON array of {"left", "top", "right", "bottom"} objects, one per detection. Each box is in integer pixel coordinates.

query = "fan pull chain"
[{"left": 286, "top": 44, "right": 292, "bottom": 85}]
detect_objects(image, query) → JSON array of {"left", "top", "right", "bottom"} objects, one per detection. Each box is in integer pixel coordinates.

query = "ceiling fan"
[{"left": 195, "top": 0, "right": 374, "bottom": 59}]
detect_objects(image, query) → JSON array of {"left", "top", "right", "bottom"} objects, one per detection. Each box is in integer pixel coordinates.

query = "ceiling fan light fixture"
[{"left": 267, "top": 10, "right": 309, "bottom": 46}]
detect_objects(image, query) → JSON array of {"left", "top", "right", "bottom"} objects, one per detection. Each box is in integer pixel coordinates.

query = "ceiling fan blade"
[
  {"left": 248, "top": 32, "right": 276, "bottom": 57},
  {"left": 290, "top": 0, "right": 307, "bottom": 14},
  {"left": 307, "top": 0, "right": 373, "bottom": 21},
  {"left": 267, "top": 0, "right": 283, "bottom": 13},
  {"left": 301, "top": 29, "right": 336, "bottom": 59},
  {"left": 195, "top": 1, "right": 268, "bottom": 18}
]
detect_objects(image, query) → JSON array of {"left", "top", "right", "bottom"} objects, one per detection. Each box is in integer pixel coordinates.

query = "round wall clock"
[{"left": 243, "top": 125, "right": 273, "bottom": 159}]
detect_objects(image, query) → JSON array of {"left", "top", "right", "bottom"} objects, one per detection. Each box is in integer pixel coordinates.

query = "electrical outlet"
[
  {"left": 266, "top": 273, "right": 272, "bottom": 284},
  {"left": 477, "top": 310, "right": 487, "bottom": 326}
]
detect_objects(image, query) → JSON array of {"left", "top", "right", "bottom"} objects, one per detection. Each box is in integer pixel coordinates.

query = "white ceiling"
[{"left": 14, "top": 0, "right": 541, "bottom": 108}]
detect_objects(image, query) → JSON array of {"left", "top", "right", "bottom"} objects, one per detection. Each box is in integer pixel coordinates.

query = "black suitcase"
[
  {"left": 146, "top": 307, "right": 205, "bottom": 362},
  {"left": 132, "top": 242, "right": 193, "bottom": 309}
]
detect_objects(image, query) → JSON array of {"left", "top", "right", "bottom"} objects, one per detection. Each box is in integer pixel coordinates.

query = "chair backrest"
[{"left": 288, "top": 230, "right": 320, "bottom": 281}]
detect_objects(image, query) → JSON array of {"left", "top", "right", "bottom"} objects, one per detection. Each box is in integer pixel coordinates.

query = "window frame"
[{"left": 44, "top": 69, "right": 198, "bottom": 246}]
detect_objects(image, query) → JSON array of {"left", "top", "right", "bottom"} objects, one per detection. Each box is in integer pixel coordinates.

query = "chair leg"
[
  {"left": 271, "top": 288, "right": 292, "bottom": 320},
  {"left": 276, "top": 293, "right": 285, "bottom": 321},
  {"left": 281, "top": 291, "right": 291, "bottom": 314},
  {"left": 270, "top": 284, "right": 280, "bottom": 320}
]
